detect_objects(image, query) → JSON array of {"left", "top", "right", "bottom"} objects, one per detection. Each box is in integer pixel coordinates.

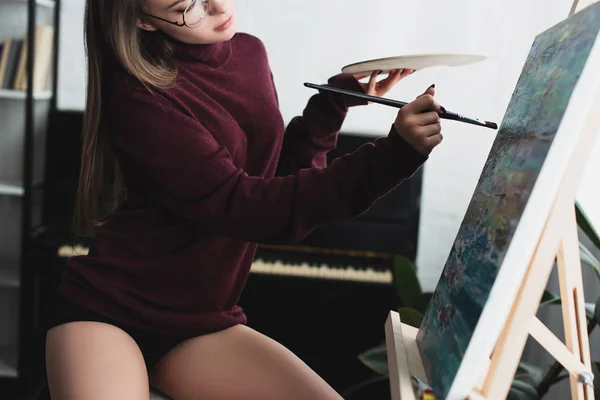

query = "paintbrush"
[{"left": 304, "top": 82, "right": 498, "bottom": 130}]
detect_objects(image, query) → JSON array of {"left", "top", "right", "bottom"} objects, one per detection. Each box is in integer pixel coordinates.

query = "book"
[
  {"left": 3, "top": 39, "right": 23, "bottom": 89},
  {"left": 14, "top": 39, "right": 27, "bottom": 90},
  {"left": 0, "top": 40, "right": 9, "bottom": 85},
  {"left": 13, "top": 25, "right": 55, "bottom": 92},
  {"left": 33, "top": 25, "right": 55, "bottom": 92}
]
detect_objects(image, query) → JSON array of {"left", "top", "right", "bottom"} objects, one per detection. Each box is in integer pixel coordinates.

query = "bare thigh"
[
  {"left": 150, "top": 324, "right": 342, "bottom": 400},
  {"left": 46, "top": 321, "right": 150, "bottom": 400}
]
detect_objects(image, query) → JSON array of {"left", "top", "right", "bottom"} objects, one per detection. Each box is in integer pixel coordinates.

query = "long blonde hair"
[{"left": 74, "top": 0, "right": 176, "bottom": 235}]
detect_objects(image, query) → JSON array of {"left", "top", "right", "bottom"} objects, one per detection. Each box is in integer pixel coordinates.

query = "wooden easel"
[{"left": 385, "top": 1, "right": 600, "bottom": 399}]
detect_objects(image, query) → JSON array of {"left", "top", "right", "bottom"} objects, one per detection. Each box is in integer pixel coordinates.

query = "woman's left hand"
[{"left": 354, "top": 68, "right": 415, "bottom": 100}]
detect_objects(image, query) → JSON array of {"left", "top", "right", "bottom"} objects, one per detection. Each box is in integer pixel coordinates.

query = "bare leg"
[
  {"left": 46, "top": 321, "right": 150, "bottom": 400},
  {"left": 150, "top": 324, "right": 342, "bottom": 400}
]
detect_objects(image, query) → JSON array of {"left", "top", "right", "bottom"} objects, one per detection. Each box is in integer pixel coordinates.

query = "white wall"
[
  {"left": 57, "top": 0, "right": 600, "bottom": 291},
  {"left": 56, "top": 0, "right": 85, "bottom": 111}
]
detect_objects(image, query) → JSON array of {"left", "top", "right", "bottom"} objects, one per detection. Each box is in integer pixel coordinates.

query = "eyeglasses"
[{"left": 143, "top": 0, "right": 210, "bottom": 29}]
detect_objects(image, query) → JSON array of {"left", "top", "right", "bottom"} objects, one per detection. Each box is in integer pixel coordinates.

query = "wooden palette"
[{"left": 341, "top": 53, "right": 487, "bottom": 75}]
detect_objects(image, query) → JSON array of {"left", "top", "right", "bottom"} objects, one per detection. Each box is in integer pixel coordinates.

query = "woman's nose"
[{"left": 207, "top": 0, "right": 230, "bottom": 15}]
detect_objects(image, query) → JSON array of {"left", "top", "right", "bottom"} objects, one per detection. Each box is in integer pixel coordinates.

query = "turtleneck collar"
[{"left": 169, "top": 35, "right": 234, "bottom": 68}]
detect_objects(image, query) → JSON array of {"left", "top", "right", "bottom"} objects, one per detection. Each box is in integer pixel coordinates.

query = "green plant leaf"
[
  {"left": 393, "top": 255, "right": 422, "bottom": 308},
  {"left": 576, "top": 201, "right": 600, "bottom": 252},
  {"left": 580, "top": 242, "right": 600, "bottom": 281},
  {"left": 413, "top": 293, "right": 434, "bottom": 314},
  {"left": 398, "top": 307, "right": 424, "bottom": 328},
  {"left": 540, "top": 291, "right": 561, "bottom": 307},
  {"left": 584, "top": 302, "right": 597, "bottom": 322},
  {"left": 543, "top": 299, "right": 595, "bottom": 321},
  {"left": 508, "top": 379, "right": 541, "bottom": 400},
  {"left": 342, "top": 375, "right": 390, "bottom": 400},
  {"left": 515, "top": 362, "right": 546, "bottom": 385},
  {"left": 357, "top": 343, "right": 388, "bottom": 375},
  {"left": 556, "top": 370, "right": 569, "bottom": 384},
  {"left": 541, "top": 290, "right": 557, "bottom": 303},
  {"left": 592, "top": 361, "right": 600, "bottom": 377},
  {"left": 592, "top": 361, "right": 600, "bottom": 389},
  {"left": 580, "top": 242, "right": 600, "bottom": 269}
]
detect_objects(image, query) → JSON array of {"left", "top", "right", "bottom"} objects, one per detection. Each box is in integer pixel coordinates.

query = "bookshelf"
[
  {"left": 0, "top": 0, "right": 55, "bottom": 8},
  {"left": 0, "top": 265, "right": 20, "bottom": 288},
  {"left": 0, "top": 346, "right": 18, "bottom": 378},
  {"left": 0, "top": 88, "right": 52, "bottom": 100},
  {"left": 0, "top": 0, "right": 57, "bottom": 393},
  {"left": 0, "top": 184, "right": 25, "bottom": 196}
]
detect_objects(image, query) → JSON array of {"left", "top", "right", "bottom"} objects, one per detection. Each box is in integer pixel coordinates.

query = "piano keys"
[
  {"left": 251, "top": 260, "right": 392, "bottom": 283},
  {"left": 56, "top": 244, "right": 394, "bottom": 284}
]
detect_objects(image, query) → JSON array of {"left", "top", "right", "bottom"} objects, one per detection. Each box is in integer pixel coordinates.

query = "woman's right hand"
[{"left": 393, "top": 85, "right": 443, "bottom": 156}]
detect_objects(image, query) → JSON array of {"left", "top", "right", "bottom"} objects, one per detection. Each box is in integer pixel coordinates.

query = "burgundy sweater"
[{"left": 58, "top": 32, "right": 427, "bottom": 338}]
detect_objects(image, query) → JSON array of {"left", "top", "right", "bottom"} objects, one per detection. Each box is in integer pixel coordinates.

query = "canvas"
[{"left": 415, "top": 4, "right": 600, "bottom": 399}]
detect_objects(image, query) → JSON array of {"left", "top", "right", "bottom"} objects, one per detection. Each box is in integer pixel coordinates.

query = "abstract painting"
[{"left": 416, "top": 4, "right": 600, "bottom": 398}]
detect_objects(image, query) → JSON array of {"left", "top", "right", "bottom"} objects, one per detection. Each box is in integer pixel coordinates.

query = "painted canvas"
[{"left": 416, "top": 4, "right": 600, "bottom": 399}]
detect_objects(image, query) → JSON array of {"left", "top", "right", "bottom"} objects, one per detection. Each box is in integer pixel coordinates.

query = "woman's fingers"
[
  {"left": 424, "top": 133, "right": 444, "bottom": 148},
  {"left": 367, "top": 70, "right": 379, "bottom": 93},
  {"left": 378, "top": 69, "right": 402, "bottom": 90},
  {"left": 376, "top": 68, "right": 417, "bottom": 95},
  {"left": 384, "top": 69, "right": 403, "bottom": 87},
  {"left": 355, "top": 68, "right": 415, "bottom": 82},
  {"left": 401, "top": 68, "right": 415, "bottom": 78},
  {"left": 417, "top": 85, "right": 436, "bottom": 99},
  {"left": 356, "top": 68, "right": 418, "bottom": 98},
  {"left": 415, "top": 110, "right": 441, "bottom": 126}
]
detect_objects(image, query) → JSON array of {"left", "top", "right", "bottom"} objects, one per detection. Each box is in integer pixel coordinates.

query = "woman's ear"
[{"left": 137, "top": 17, "right": 158, "bottom": 31}]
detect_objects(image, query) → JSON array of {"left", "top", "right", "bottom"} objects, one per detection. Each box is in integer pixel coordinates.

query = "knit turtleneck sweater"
[{"left": 58, "top": 32, "right": 427, "bottom": 337}]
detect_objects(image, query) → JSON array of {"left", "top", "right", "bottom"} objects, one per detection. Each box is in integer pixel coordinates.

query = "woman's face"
[{"left": 140, "top": 0, "right": 237, "bottom": 44}]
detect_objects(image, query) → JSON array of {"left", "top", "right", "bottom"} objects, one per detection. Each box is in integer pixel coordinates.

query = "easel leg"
[
  {"left": 556, "top": 205, "right": 594, "bottom": 399},
  {"left": 570, "top": 0, "right": 581, "bottom": 15},
  {"left": 479, "top": 202, "right": 564, "bottom": 400},
  {"left": 478, "top": 198, "right": 596, "bottom": 400}
]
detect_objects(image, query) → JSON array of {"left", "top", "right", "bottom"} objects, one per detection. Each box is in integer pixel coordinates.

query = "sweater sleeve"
[
  {"left": 108, "top": 88, "right": 427, "bottom": 245},
  {"left": 275, "top": 73, "right": 368, "bottom": 176}
]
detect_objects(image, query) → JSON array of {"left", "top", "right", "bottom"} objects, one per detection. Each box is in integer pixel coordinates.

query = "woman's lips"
[{"left": 215, "top": 14, "right": 233, "bottom": 31}]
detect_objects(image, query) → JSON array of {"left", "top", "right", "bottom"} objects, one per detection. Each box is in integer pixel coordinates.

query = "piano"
[
  {"left": 36, "top": 110, "right": 423, "bottom": 394},
  {"left": 57, "top": 243, "right": 394, "bottom": 284}
]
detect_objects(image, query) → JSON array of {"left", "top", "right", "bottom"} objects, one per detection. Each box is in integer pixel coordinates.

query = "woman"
[{"left": 45, "top": 0, "right": 443, "bottom": 399}]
